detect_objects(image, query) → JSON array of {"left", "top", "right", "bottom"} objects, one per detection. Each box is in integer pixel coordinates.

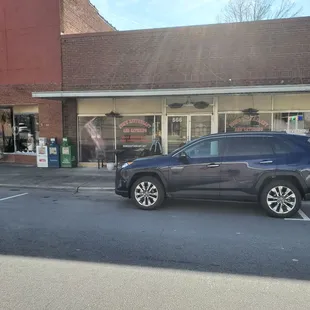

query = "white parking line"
[
  {"left": 0, "top": 193, "right": 28, "bottom": 202},
  {"left": 297, "top": 209, "right": 310, "bottom": 220},
  {"left": 285, "top": 209, "right": 310, "bottom": 221}
]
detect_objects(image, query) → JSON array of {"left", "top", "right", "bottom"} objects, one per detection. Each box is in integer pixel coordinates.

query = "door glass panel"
[
  {"left": 224, "top": 137, "right": 274, "bottom": 156},
  {"left": 191, "top": 115, "right": 211, "bottom": 140},
  {"left": 168, "top": 116, "right": 187, "bottom": 153},
  {"left": 184, "top": 139, "right": 222, "bottom": 159}
]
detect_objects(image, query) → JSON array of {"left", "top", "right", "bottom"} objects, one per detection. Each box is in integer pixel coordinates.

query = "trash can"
[{"left": 60, "top": 137, "right": 77, "bottom": 168}]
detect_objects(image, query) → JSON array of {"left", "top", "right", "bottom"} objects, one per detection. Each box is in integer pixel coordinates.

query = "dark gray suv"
[{"left": 115, "top": 132, "right": 310, "bottom": 218}]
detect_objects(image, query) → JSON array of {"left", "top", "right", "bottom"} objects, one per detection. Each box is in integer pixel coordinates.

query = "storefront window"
[
  {"left": 14, "top": 114, "right": 39, "bottom": 153},
  {"left": 0, "top": 108, "right": 14, "bottom": 153},
  {"left": 273, "top": 112, "right": 310, "bottom": 135},
  {"left": 78, "top": 116, "right": 115, "bottom": 162},
  {"left": 224, "top": 113, "right": 272, "bottom": 132},
  {"left": 116, "top": 116, "right": 162, "bottom": 157}
]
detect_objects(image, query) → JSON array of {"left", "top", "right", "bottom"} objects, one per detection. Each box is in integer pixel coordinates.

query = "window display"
[
  {"left": 14, "top": 114, "right": 39, "bottom": 153},
  {"left": 0, "top": 108, "right": 14, "bottom": 153},
  {"left": 116, "top": 116, "right": 162, "bottom": 158},
  {"left": 78, "top": 116, "right": 115, "bottom": 162},
  {"left": 219, "top": 113, "right": 272, "bottom": 133}
]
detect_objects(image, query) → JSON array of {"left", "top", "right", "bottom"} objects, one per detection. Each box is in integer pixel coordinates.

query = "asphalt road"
[{"left": 1, "top": 188, "right": 310, "bottom": 310}]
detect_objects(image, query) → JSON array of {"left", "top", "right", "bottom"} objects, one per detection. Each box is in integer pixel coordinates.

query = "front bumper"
[
  {"left": 115, "top": 189, "right": 129, "bottom": 197},
  {"left": 115, "top": 168, "right": 130, "bottom": 198}
]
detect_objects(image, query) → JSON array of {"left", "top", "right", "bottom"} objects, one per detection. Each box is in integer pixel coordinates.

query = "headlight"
[{"left": 121, "top": 162, "right": 133, "bottom": 169}]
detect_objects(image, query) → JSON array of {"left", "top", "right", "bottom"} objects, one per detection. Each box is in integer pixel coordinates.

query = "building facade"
[
  {"left": 0, "top": 0, "right": 114, "bottom": 164},
  {"left": 34, "top": 17, "right": 310, "bottom": 165},
  {"left": 2, "top": 2, "right": 310, "bottom": 165}
]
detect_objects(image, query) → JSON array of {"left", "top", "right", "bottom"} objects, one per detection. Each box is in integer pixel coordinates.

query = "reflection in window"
[
  {"left": 273, "top": 112, "right": 310, "bottom": 135},
  {"left": 14, "top": 114, "right": 39, "bottom": 153},
  {"left": 224, "top": 137, "right": 273, "bottom": 156},
  {"left": 116, "top": 116, "right": 162, "bottom": 158},
  {"left": 0, "top": 108, "right": 14, "bottom": 153},
  {"left": 185, "top": 139, "right": 221, "bottom": 158},
  {"left": 225, "top": 113, "right": 271, "bottom": 132},
  {"left": 78, "top": 116, "right": 115, "bottom": 162}
]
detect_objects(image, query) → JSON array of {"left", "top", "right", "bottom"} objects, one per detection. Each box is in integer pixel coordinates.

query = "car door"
[
  {"left": 168, "top": 137, "right": 225, "bottom": 199},
  {"left": 220, "top": 136, "right": 277, "bottom": 201}
]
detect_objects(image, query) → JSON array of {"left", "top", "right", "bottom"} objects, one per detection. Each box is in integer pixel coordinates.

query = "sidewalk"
[{"left": 0, "top": 164, "right": 115, "bottom": 192}]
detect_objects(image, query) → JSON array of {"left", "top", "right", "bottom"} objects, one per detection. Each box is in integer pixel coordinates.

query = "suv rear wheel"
[
  {"left": 131, "top": 176, "right": 165, "bottom": 210},
  {"left": 260, "top": 180, "right": 301, "bottom": 218}
]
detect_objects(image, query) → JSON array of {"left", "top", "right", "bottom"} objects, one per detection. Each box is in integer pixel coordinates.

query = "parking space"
[
  {"left": 284, "top": 202, "right": 310, "bottom": 221},
  {"left": 0, "top": 192, "right": 28, "bottom": 202},
  {"left": 1, "top": 187, "right": 310, "bottom": 224}
]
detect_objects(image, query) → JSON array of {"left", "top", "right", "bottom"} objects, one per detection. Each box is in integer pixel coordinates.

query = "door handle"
[
  {"left": 259, "top": 160, "right": 273, "bottom": 164},
  {"left": 206, "top": 163, "right": 220, "bottom": 168}
]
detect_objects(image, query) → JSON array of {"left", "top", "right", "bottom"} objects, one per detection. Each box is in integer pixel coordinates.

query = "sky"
[{"left": 91, "top": 0, "right": 310, "bottom": 31}]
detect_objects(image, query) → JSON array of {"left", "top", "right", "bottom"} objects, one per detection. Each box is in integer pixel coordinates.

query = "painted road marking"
[
  {"left": 285, "top": 209, "right": 310, "bottom": 221},
  {"left": 0, "top": 193, "right": 28, "bottom": 202},
  {"left": 297, "top": 209, "right": 310, "bottom": 220}
]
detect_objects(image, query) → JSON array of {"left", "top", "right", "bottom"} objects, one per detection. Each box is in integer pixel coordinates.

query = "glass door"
[
  {"left": 167, "top": 116, "right": 188, "bottom": 153},
  {"left": 190, "top": 115, "right": 212, "bottom": 140}
]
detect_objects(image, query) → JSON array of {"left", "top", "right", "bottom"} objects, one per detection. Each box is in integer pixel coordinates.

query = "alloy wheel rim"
[
  {"left": 266, "top": 186, "right": 296, "bottom": 214},
  {"left": 134, "top": 181, "right": 159, "bottom": 207}
]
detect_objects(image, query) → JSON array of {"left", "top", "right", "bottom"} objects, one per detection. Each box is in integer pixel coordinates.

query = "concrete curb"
[{"left": 0, "top": 183, "right": 115, "bottom": 193}]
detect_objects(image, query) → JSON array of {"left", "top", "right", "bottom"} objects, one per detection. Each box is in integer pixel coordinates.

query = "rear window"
[{"left": 285, "top": 135, "right": 310, "bottom": 151}]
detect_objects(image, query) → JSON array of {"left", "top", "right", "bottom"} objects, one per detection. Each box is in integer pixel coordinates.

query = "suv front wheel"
[
  {"left": 260, "top": 180, "right": 301, "bottom": 218},
  {"left": 131, "top": 176, "right": 165, "bottom": 210}
]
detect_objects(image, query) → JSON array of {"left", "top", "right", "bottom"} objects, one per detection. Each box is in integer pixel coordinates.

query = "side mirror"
[{"left": 178, "top": 151, "right": 189, "bottom": 163}]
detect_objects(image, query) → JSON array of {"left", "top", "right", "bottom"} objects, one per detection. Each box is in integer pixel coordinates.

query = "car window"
[
  {"left": 183, "top": 139, "right": 222, "bottom": 159},
  {"left": 224, "top": 137, "right": 274, "bottom": 156},
  {"left": 272, "top": 138, "right": 293, "bottom": 154}
]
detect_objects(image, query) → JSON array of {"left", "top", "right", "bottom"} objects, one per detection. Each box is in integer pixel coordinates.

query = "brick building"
[
  {"left": 0, "top": 0, "right": 114, "bottom": 164},
  {"left": 2, "top": 1, "right": 310, "bottom": 165}
]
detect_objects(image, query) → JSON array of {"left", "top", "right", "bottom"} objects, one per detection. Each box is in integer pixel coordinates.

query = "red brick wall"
[
  {"left": 60, "top": 0, "right": 115, "bottom": 34},
  {"left": 63, "top": 98, "right": 78, "bottom": 146},
  {"left": 0, "top": 0, "right": 63, "bottom": 163},
  {"left": 0, "top": 0, "right": 62, "bottom": 85},
  {"left": 39, "top": 101, "right": 63, "bottom": 142},
  {"left": 2, "top": 154, "right": 36, "bottom": 165},
  {"left": 61, "top": 17, "right": 310, "bottom": 90}
]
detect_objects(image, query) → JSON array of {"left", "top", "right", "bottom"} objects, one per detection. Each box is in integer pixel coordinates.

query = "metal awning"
[{"left": 32, "top": 84, "right": 310, "bottom": 99}]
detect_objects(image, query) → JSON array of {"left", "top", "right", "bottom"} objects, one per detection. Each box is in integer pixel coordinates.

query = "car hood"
[{"left": 132, "top": 155, "right": 169, "bottom": 166}]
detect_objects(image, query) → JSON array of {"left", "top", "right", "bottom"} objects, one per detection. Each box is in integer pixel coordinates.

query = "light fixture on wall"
[
  {"left": 105, "top": 111, "right": 122, "bottom": 118},
  {"left": 193, "top": 101, "right": 209, "bottom": 109},
  {"left": 168, "top": 103, "right": 184, "bottom": 109},
  {"left": 242, "top": 108, "right": 259, "bottom": 116},
  {"left": 168, "top": 96, "right": 211, "bottom": 109}
]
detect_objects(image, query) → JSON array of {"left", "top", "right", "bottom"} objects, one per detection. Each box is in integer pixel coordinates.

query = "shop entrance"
[{"left": 167, "top": 115, "right": 212, "bottom": 153}]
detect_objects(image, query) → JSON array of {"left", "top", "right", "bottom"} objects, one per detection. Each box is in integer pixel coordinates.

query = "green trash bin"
[{"left": 60, "top": 137, "right": 77, "bottom": 168}]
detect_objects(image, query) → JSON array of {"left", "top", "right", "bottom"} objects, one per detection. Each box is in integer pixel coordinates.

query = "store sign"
[
  {"left": 228, "top": 115, "right": 269, "bottom": 132},
  {"left": 119, "top": 118, "right": 152, "bottom": 148}
]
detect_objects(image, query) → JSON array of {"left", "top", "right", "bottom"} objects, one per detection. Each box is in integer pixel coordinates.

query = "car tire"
[
  {"left": 260, "top": 180, "right": 302, "bottom": 218},
  {"left": 131, "top": 176, "right": 165, "bottom": 210}
]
